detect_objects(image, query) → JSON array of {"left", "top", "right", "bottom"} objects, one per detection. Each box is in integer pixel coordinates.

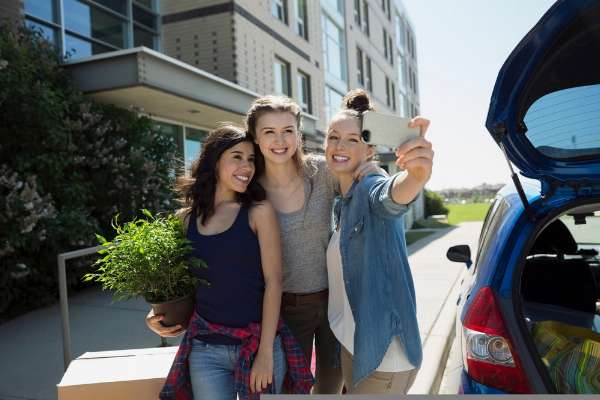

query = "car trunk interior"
[{"left": 519, "top": 203, "right": 600, "bottom": 394}]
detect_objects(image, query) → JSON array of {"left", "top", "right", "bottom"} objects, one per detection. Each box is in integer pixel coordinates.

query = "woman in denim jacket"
[{"left": 324, "top": 89, "right": 433, "bottom": 394}]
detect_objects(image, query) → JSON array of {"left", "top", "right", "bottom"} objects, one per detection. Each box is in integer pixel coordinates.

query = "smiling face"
[
  {"left": 254, "top": 111, "right": 300, "bottom": 165},
  {"left": 325, "top": 115, "right": 374, "bottom": 177},
  {"left": 216, "top": 141, "right": 256, "bottom": 194}
]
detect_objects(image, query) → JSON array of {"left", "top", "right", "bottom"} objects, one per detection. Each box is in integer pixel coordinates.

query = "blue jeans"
[{"left": 189, "top": 336, "right": 287, "bottom": 399}]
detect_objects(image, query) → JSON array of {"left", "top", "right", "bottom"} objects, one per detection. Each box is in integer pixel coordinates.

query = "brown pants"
[
  {"left": 341, "top": 345, "right": 418, "bottom": 394},
  {"left": 281, "top": 295, "right": 344, "bottom": 394}
]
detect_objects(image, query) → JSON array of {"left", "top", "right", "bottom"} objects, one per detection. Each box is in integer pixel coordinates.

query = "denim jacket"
[{"left": 332, "top": 172, "right": 423, "bottom": 386}]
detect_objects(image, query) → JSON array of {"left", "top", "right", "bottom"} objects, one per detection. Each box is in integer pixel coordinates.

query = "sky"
[{"left": 401, "top": 0, "right": 556, "bottom": 190}]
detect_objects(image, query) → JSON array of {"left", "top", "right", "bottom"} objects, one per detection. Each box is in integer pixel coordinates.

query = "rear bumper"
[{"left": 460, "top": 370, "right": 509, "bottom": 394}]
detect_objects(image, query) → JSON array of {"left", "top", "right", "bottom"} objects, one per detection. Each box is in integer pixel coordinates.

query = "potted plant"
[{"left": 84, "top": 209, "right": 207, "bottom": 327}]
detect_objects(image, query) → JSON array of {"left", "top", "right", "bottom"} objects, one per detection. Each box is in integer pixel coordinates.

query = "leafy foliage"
[
  {"left": 0, "top": 23, "right": 179, "bottom": 320},
  {"left": 84, "top": 211, "right": 207, "bottom": 303},
  {"left": 424, "top": 189, "right": 449, "bottom": 217}
]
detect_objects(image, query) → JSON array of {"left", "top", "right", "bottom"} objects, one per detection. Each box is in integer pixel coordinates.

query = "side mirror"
[{"left": 447, "top": 245, "right": 473, "bottom": 269}]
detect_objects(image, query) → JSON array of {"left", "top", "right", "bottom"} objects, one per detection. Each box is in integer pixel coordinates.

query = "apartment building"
[{"left": 3, "top": 0, "right": 425, "bottom": 225}]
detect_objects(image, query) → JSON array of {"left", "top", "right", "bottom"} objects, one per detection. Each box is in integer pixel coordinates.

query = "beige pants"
[{"left": 341, "top": 345, "right": 418, "bottom": 394}]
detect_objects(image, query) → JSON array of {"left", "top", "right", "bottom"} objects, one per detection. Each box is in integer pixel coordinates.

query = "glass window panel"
[
  {"left": 134, "top": 27, "right": 156, "bottom": 48},
  {"left": 154, "top": 121, "right": 184, "bottom": 158},
  {"left": 95, "top": 0, "right": 126, "bottom": 14},
  {"left": 323, "top": 16, "right": 345, "bottom": 81},
  {"left": 25, "top": 19, "right": 58, "bottom": 46},
  {"left": 325, "top": 86, "right": 344, "bottom": 123},
  {"left": 133, "top": 4, "right": 157, "bottom": 30},
  {"left": 297, "top": 72, "right": 311, "bottom": 113},
  {"left": 65, "top": 34, "right": 112, "bottom": 59},
  {"left": 274, "top": 58, "right": 290, "bottom": 96},
  {"left": 272, "top": 0, "right": 287, "bottom": 23},
  {"left": 323, "top": 0, "right": 343, "bottom": 15},
  {"left": 64, "top": 0, "right": 125, "bottom": 48},
  {"left": 134, "top": 0, "right": 154, "bottom": 10},
  {"left": 185, "top": 128, "right": 208, "bottom": 169},
  {"left": 524, "top": 84, "right": 600, "bottom": 159},
  {"left": 295, "top": 0, "right": 307, "bottom": 39},
  {"left": 24, "top": 0, "right": 57, "bottom": 23}
]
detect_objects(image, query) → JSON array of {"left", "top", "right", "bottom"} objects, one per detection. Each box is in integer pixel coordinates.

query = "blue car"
[{"left": 447, "top": 0, "right": 600, "bottom": 394}]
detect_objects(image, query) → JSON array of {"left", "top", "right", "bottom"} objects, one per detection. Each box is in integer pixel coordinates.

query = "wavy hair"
[{"left": 175, "top": 124, "right": 266, "bottom": 225}]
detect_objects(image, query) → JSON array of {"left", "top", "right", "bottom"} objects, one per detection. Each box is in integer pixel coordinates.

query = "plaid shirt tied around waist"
[{"left": 160, "top": 311, "right": 314, "bottom": 399}]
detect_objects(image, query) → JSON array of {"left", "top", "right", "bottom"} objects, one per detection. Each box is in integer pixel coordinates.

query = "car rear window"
[{"left": 523, "top": 84, "right": 600, "bottom": 160}]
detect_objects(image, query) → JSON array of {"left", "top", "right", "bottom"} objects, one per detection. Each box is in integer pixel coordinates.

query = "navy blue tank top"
[{"left": 188, "top": 205, "right": 265, "bottom": 345}]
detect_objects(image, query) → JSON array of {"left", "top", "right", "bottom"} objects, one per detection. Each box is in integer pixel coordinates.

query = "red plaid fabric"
[{"left": 160, "top": 311, "right": 313, "bottom": 399}]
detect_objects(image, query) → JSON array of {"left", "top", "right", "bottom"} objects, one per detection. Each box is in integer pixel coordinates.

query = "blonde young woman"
[
  {"left": 243, "top": 96, "right": 381, "bottom": 393},
  {"left": 324, "top": 89, "right": 433, "bottom": 394}
]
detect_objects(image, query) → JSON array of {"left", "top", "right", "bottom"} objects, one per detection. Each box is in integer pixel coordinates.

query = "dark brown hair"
[
  {"left": 339, "top": 88, "right": 376, "bottom": 119},
  {"left": 244, "top": 95, "right": 307, "bottom": 174},
  {"left": 175, "top": 124, "right": 265, "bottom": 225}
]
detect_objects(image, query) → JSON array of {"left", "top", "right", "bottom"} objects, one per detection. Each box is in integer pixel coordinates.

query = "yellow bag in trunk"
[{"left": 533, "top": 320, "right": 600, "bottom": 394}]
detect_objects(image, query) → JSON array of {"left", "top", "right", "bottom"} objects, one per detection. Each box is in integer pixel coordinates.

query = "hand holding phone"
[{"left": 360, "top": 111, "right": 421, "bottom": 148}]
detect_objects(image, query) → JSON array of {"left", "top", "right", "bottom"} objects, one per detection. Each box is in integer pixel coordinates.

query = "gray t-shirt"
[{"left": 276, "top": 155, "right": 337, "bottom": 293}]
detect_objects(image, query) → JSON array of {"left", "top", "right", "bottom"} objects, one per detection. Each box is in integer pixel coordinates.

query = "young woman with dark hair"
[
  {"left": 145, "top": 125, "right": 312, "bottom": 399},
  {"left": 324, "top": 89, "right": 433, "bottom": 394},
  {"left": 244, "top": 96, "right": 382, "bottom": 393}
]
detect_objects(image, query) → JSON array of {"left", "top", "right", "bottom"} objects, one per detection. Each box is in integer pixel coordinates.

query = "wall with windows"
[
  {"left": 23, "top": 0, "right": 160, "bottom": 60},
  {"left": 394, "top": 0, "right": 419, "bottom": 118},
  {"left": 161, "top": 0, "right": 325, "bottom": 135},
  {"left": 344, "top": 0, "right": 398, "bottom": 114}
]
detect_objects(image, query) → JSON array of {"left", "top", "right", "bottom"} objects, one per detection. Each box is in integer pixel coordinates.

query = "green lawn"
[
  {"left": 405, "top": 230, "right": 434, "bottom": 245},
  {"left": 446, "top": 203, "right": 491, "bottom": 225}
]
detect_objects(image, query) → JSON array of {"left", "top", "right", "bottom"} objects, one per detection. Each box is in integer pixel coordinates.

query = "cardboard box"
[{"left": 57, "top": 347, "right": 178, "bottom": 400}]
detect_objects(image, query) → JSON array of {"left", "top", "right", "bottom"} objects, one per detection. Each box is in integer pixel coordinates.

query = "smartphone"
[{"left": 361, "top": 111, "right": 420, "bottom": 148}]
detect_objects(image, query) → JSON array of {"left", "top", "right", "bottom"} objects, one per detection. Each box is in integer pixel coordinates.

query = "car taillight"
[{"left": 462, "top": 286, "right": 532, "bottom": 393}]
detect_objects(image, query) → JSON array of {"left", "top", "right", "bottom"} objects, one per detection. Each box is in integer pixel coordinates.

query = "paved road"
[{"left": 0, "top": 222, "right": 482, "bottom": 400}]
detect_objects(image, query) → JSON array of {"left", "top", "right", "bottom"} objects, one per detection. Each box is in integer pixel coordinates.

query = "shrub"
[
  {"left": 424, "top": 189, "right": 449, "bottom": 217},
  {"left": 0, "top": 24, "right": 178, "bottom": 321}
]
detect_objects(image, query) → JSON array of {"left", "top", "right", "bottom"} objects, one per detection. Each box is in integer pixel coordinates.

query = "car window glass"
[
  {"left": 560, "top": 212, "right": 600, "bottom": 247},
  {"left": 523, "top": 84, "right": 600, "bottom": 160},
  {"left": 475, "top": 198, "right": 510, "bottom": 272}
]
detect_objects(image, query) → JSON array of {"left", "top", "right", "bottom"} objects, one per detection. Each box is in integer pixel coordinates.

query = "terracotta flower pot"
[{"left": 150, "top": 293, "right": 195, "bottom": 328}]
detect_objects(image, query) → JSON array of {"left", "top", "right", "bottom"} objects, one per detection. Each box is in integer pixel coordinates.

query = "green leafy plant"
[{"left": 84, "top": 210, "right": 208, "bottom": 303}]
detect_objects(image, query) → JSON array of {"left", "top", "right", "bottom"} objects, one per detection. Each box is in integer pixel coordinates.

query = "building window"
[
  {"left": 64, "top": 0, "right": 126, "bottom": 48},
  {"left": 356, "top": 47, "right": 364, "bottom": 86},
  {"left": 386, "top": 0, "right": 392, "bottom": 19},
  {"left": 383, "top": 28, "right": 388, "bottom": 60},
  {"left": 395, "top": 14, "right": 406, "bottom": 53},
  {"left": 365, "top": 56, "right": 372, "bottom": 92},
  {"left": 323, "top": 0, "right": 344, "bottom": 16},
  {"left": 398, "top": 56, "right": 408, "bottom": 92},
  {"left": 185, "top": 128, "right": 208, "bottom": 170},
  {"left": 325, "top": 86, "right": 344, "bottom": 122},
  {"left": 24, "top": 0, "right": 58, "bottom": 23},
  {"left": 391, "top": 82, "right": 396, "bottom": 111},
  {"left": 274, "top": 57, "right": 291, "bottom": 96},
  {"left": 353, "top": 0, "right": 361, "bottom": 26},
  {"left": 25, "top": 19, "right": 59, "bottom": 47},
  {"left": 389, "top": 35, "right": 394, "bottom": 65},
  {"left": 297, "top": 71, "right": 312, "bottom": 113},
  {"left": 322, "top": 15, "right": 346, "bottom": 82},
  {"left": 295, "top": 0, "right": 308, "bottom": 39},
  {"left": 272, "top": 0, "right": 288, "bottom": 24},
  {"left": 385, "top": 76, "right": 391, "bottom": 107},
  {"left": 155, "top": 121, "right": 184, "bottom": 159},
  {"left": 362, "top": 1, "right": 370, "bottom": 36}
]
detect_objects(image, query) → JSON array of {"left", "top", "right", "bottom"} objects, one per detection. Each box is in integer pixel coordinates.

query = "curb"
[{"left": 408, "top": 268, "right": 466, "bottom": 394}]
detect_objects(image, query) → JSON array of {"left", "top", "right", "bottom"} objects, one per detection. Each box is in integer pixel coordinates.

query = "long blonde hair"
[{"left": 244, "top": 95, "right": 308, "bottom": 174}]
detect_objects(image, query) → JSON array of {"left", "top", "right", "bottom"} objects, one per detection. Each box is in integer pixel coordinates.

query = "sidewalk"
[{"left": 0, "top": 222, "right": 481, "bottom": 400}]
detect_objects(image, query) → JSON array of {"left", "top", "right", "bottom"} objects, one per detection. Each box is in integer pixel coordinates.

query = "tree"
[{"left": 0, "top": 24, "right": 178, "bottom": 320}]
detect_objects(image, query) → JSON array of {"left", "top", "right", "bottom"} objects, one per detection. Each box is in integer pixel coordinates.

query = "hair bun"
[{"left": 342, "top": 89, "right": 374, "bottom": 113}]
